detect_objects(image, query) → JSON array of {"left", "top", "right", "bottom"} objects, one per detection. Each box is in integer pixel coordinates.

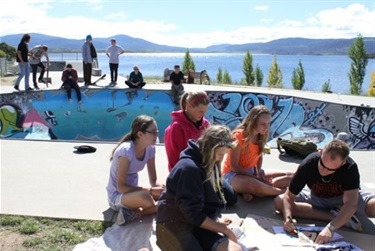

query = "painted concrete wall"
[{"left": 1, "top": 88, "right": 374, "bottom": 149}]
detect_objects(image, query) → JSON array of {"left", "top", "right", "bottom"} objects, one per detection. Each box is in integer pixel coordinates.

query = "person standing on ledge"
[
  {"left": 169, "top": 65, "right": 185, "bottom": 105},
  {"left": 82, "top": 34, "right": 93, "bottom": 86},
  {"left": 14, "top": 33, "right": 32, "bottom": 91},
  {"left": 274, "top": 139, "right": 375, "bottom": 244},
  {"left": 125, "top": 65, "right": 146, "bottom": 89},
  {"left": 106, "top": 38, "right": 125, "bottom": 86},
  {"left": 29, "top": 45, "right": 49, "bottom": 90},
  {"left": 61, "top": 64, "right": 82, "bottom": 104}
]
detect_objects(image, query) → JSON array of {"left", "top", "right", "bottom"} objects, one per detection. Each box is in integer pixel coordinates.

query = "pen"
[{"left": 287, "top": 216, "right": 298, "bottom": 236}]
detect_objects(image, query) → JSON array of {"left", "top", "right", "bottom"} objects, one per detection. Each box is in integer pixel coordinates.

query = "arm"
[
  {"left": 71, "top": 69, "right": 79, "bottom": 83},
  {"left": 17, "top": 50, "right": 24, "bottom": 63},
  {"left": 147, "top": 156, "right": 164, "bottom": 199},
  {"left": 200, "top": 217, "right": 237, "bottom": 243},
  {"left": 315, "top": 189, "right": 359, "bottom": 244},
  {"left": 281, "top": 188, "right": 298, "bottom": 232},
  {"left": 61, "top": 70, "right": 67, "bottom": 82},
  {"left": 116, "top": 156, "right": 144, "bottom": 193},
  {"left": 165, "top": 123, "right": 188, "bottom": 170}
]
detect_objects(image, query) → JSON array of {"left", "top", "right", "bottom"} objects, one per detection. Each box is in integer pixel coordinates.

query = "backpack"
[{"left": 276, "top": 137, "right": 318, "bottom": 158}]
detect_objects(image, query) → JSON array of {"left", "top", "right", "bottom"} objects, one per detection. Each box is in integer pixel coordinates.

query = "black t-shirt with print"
[{"left": 289, "top": 152, "right": 360, "bottom": 198}]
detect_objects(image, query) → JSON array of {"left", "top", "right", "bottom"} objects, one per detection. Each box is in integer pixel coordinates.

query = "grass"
[{"left": 0, "top": 214, "right": 110, "bottom": 251}]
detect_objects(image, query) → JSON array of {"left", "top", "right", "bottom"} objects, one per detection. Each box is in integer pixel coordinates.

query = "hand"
[
  {"left": 218, "top": 217, "right": 232, "bottom": 225},
  {"left": 223, "top": 226, "right": 238, "bottom": 243},
  {"left": 283, "top": 217, "right": 297, "bottom": 234},
  {"left": 150, "top": 186, "right": 165, "bottom": 199},
  {"left": 315, "top": 226, "right": 333, "bottom": 244},
  {"left": 68, "top": 76, "right": 72, "bottom": 79}
]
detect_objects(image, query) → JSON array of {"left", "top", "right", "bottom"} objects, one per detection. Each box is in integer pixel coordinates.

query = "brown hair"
[
  {"left": 20, "top": 34, "right": 31, "bottom": 43},
  {"left": 180, "top": 90, "right": 210, "bottom": 110},
  {"left": 323, "top": 139, "right": 350, "bottom": 161},
  {"left": 233, "top": 105, "right": 271, "bottom": 155},
  {"left": 109, "top": 115, "right": 155, "bottom": 161}
]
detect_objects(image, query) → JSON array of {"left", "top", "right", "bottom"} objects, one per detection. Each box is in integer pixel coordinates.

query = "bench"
[{"left": 163, "top": 68, "right": 210, "bottom": 85}]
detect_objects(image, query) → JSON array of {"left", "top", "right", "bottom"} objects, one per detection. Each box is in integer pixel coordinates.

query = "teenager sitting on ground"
[
  {"left": 125, "top": 65, "right": 146, "bottom": 89},
  {"left": 61, "top": 64, "right": 82, "bottom": 104},
  {"left": 222, "top": 105, "right": 294, "bottom": 202},
  {"left": 164, "top": 91, "right": 237, "bottom": 206},
  {"left": 274, "top": 139, "right": 375, "bottom": 244},
  {"left": 156, "top": 125, "right": 243, "bottom": 251},
  {"left": 106, "top": 115, "right": 164, "bottom": 225}
]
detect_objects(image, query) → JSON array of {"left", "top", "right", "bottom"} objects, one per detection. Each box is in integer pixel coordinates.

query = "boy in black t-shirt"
[
  {"left": 274, "top": 139, "right": 375, "bottom": 244},
  {"left": 169, "top": 65, "right": 185, "bottom": 105}
]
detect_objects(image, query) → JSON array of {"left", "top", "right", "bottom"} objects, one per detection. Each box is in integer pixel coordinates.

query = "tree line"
[{"left": 182, "top": 34, "right": 374, "bottom": 96}]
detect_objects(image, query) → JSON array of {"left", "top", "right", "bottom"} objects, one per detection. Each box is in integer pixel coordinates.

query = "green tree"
[
  {"left": 348, "top": 34, "right": 368, "bottom": 95},
  {"left": 267, "top": 55, "right": 283, "bottom": 88},
  {"left": 217, "top": 67, "right": 223, "bottom": 83},
  {"left": 0, "top": 42, "right": 17, "bottom": 60},
  {"left": 291, "top": 59, "right": 305, "bottom": 90},
  {"left": 223, "top": 70, "right": 232, "bottom": 84},
  {"left": 0, "top": 49, "right": 6, "bottom": 58},
  {"left": 182, "top": 49, "right": 195, "bottom": 74},
  {"left": 254, "top": 64, "right": 263, "bottom": 87},
  {"left": 242, "top": 50, "right": 255, "bottom": 85}
]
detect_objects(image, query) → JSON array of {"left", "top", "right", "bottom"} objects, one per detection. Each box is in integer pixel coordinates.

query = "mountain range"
[{"left": 1, "top": 33, "right": 374, "bottom": 55}]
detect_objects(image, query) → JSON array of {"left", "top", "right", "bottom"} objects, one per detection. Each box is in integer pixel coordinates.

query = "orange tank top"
[{"left": 222, "top": 130, "right": 260, "bottom": 174}]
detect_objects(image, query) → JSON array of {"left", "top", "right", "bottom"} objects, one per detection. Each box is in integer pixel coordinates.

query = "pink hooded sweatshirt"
[{"left": 164, "top": 110, "right": 210, "bottom": 172}]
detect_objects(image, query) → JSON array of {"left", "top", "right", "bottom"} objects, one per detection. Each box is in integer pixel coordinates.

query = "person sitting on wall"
[
  {"left": 61, "top": 64, "right": 82, "bottom": 104},
  {"left": 125, "top": 65, "right": 146, "bottom": 89}
]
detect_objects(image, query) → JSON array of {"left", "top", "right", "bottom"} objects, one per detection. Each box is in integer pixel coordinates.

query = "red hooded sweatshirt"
[{"left": 164, "top": 110, "right": 210, "bottom": 172}]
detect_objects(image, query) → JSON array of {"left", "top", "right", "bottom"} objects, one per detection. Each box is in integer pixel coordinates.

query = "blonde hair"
[
  {"left": 233, "top": 105, "right": 271, "bottom": 155},
  {"left": 197, "top": 125, "right": 236, "bottom": 177},
  {"left": 110, "top": 115, "right": 155, "bottom": 161},
  {"left": 180, "top": 90, "right": 210, "bottom": 110}
]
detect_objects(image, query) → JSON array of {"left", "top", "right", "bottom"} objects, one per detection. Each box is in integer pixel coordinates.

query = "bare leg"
[
  {"left": 266, "top": 170, "right": 294, "bottom": 189},
  {"left": 216, "top": 239, "right": 243, "bottom": 251},
  {"left": 231, "top": 174, "right": 284, "bottom": 197},
  {"left": 274, "top": 194, "right": 333, "bottom": 221},
  {"left": 121, "top": 190, "right": 157, "bottom": 216},
  {"left": 365, "top": 198, "right": 375, "bottom": 217}
]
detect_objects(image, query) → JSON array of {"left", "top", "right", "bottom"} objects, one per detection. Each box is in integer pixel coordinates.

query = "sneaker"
[
  {"left": 330, "top": 208, "right": 362, "bottom": 231},
  {"left": 34, "top": 85, "right": 40, "bottom": 90},
  {"left": 116, "top": 207, "right": 138, "bottom": 226},
  {"left": 26, "top": 87, "right": 34, "bottom": 91},
  {"left": 69, "top": 99, "right": 73, "bottom": 103},
  {"left": 14, "top": 86, "right": 20, "bottom": 91},
  {"left": 38, "top": 79, "right": 46, "bottom": 84},
  {"left": 78, "top": 100, "right": 83, "bottom": 105}
]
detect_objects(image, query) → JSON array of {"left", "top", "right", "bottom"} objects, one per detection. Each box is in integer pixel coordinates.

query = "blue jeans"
[{"left": 14, "top": 62, "right": 30, "bottom": 89}]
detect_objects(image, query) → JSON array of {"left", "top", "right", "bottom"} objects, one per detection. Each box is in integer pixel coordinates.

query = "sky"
[{"left": 0, "top": 0, "right": 374, "bottom": 48}]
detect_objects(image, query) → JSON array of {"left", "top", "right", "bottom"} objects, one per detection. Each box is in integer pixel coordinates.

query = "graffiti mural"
[{"left": 0, "top": 88, "right": 374, "bottom": 149}]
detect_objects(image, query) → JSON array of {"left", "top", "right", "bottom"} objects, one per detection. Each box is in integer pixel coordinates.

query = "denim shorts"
[
  {"left": 108, "top": 193, "right": 125, "bottom": 211},
  {"left": 296, "top": 188, "right": 375, "bottom": 215},
  {"left": 223, "top": 168, "right": 256, "bottom": 185}
]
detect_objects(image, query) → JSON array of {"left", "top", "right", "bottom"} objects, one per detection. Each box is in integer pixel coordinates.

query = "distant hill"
[{"left": 1, "top": 33, "right": 374, "bottom": 55}]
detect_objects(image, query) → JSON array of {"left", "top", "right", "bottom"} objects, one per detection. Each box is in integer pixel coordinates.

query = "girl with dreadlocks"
[{"left": 156, "top": 125, "right": 243, "bottom": 251}]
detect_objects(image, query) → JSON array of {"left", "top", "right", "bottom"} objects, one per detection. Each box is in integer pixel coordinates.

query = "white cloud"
[
  {"left": 0, "top": 2, "right": 374, "bottom": 47},
  {"left": 254, "top": 5, "right": 269, "bottom": 11}
]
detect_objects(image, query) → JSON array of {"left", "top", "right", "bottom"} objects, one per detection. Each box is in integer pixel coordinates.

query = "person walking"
[
  {"left": 106, "top": 38, "right": 125, "bottom": 86},
  {"left": 14, "top": 33, "right": 32, "bottom": 91},
  {"left": 29, "top": 45, "right": 49, "bottom": 90},
  {"left": 82, "top": 34, "right": 94, "bottom": 86},
  {"left": 61, "top": 64, "right": 82, "bottom": 104}
]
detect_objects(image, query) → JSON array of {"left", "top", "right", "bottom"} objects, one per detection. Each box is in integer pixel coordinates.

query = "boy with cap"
[{"left": 82, "top": 35, "right": 93, "bottom": 86}]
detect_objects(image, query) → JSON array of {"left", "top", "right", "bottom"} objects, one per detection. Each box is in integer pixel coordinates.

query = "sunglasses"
[
  {"left": 145, "top": 130, "right": 159, "bottom": 136},
  {"left": 319, "top": 158, "right": 343, "bottom": 172}
]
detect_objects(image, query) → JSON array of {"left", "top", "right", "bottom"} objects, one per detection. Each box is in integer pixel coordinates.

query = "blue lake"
[{"left": 50, "top": 53, "right": 375, "bottom": 94}]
